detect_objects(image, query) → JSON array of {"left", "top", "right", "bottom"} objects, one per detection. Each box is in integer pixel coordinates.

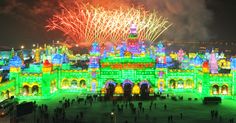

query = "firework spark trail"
[{"left": 46, "top": 2, "right": 171, "bottom": 46}]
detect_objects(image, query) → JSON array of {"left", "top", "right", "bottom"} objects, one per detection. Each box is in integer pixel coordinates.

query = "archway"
[
  {"left": 71, "top": 79, "right": 78, "bottom": 88},
  {"left": 32, "top": 85, "right": 39, "bottom": 95},
  {"left": 105, "top": 80, "right": 116, "bottom": 96},
  {"left": 6, "top": 90, "right": 10, "bottom": 99},
  {"left": 1, "top": 92, "right": 5, "bottom": 100},
  {"left": 212, "top": 85, "right": 219, "bottom": 95},
  {"left": 140, "top": 81, "right": 150, "bottom": 98},
  {"left": 62, "top": 79, "right": 69, "bottom": 89},
  {"left": 185, "top": 79, "right": 194, "bottom": 89},
  {"left": 50, "top": 80, "right": 57, "bottom": 93},
  {"left": 198, "top": 81, "right": 202, "bottom": 93},
  {"left": 1, "top": 92, "right": 4, "bottom": 97},
  {"left": 221, "top": 85, "right": 228, "bottom": 95},
  {"left": 158, "top": 79, "right": 165, "bottom": 92},
  {"left": 177, "top": 79, "right": 184, "bottom": 89},
  {"left": 23, "top": 85, "right": 29, "bottom": 96},
  {"left": 91, "top": 79, "right": 97, "bottom": 92},
  {"left": 79, "top": 79, "right": 86, "bottom": 88},
  {"left": 169, "top": 79, "right": 176, "bottom": 89},
  {"left": 123, "top": 80, "right": 133, "bottom": 97}
]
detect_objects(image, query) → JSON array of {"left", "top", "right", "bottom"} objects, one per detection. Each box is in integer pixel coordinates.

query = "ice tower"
[{"left": 127, "top": 23, "right": 140, "bottom": 55}]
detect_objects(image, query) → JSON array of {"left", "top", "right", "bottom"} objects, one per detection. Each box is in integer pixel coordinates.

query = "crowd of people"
[{"left": 15, "top": 94, "right": 235, "bottom": 123}]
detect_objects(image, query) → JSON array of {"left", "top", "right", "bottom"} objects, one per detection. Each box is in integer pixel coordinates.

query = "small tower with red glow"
[{"left": 127, "top": 23, "right": 140, "bottom": 55}]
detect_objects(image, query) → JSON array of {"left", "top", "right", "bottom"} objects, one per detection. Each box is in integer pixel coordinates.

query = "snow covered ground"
[{"left": 1, "top": 92, "right": 236, "bottom": 123}]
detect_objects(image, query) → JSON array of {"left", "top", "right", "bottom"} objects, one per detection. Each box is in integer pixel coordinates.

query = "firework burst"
[{"left": 46, "top": 1, "right": 171, "bottom": 46}]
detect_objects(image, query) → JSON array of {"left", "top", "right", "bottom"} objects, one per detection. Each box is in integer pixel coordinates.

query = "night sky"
[
  {"left": 206, "top": 0, "right": 236, "bottom": 41},
  {"left": 0, "top": 0, "right": 236, "bottom": 49}
]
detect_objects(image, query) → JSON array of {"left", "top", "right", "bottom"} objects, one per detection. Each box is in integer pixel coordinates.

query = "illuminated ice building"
[{"left": 1, "top": 24, "right": 236, "bottom": 100}]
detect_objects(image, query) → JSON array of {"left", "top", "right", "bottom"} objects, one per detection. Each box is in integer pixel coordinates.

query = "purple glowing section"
[{"left": 130, "top": 23, "right": 137, "bottom": 34}]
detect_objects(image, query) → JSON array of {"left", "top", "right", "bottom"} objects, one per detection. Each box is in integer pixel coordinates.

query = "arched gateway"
[
  {"left": 140, "top": 81, "right": 150, "bottom": 97},
  {"left": 123, "top": 79, "right": 133, "bottom": 97},
  {"left": 105, "top": 80, "right": 116, "bottom": 96}
]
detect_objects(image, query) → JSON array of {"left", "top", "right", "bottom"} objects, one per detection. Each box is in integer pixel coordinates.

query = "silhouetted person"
[
  {"left": 134, "top": 115, "right": 137, "bottom": 123},
  {"left": 37, "top": 118, "right": 39, "bottom": 123},
  {"left": 215, "top": 110, "right": 218, "bottom": 118},
  {"left": 170, "top": 115, "right": 173, "bottom": 122},
  {"left": 230, "top": 118, "right": 234, "bottom": 123},
  {"left": 180, "top": 113, "right": 183, "bottom": 119},
  {"left": 164, "top": 104, "right": 167, "bottom": 110},
  {"left": 138, "top": 102, "right": 142, "bottom": 111},
  {"left": 76, "top": 114, "right": 79, "bottom": 119},
  {"left": 62, "top": 111, "right": 65, "bottom": 121},
  {"left": 211, "top": 110, "right": 214, "bottom": 119},
  {"left": 80, "top": 111, "right": 83, "bottom": 119},
  {"left": 52, "top": 116, "right": 55, "bottom": 123},
  {"left": 121, "top": 104, "right": 124, "bottom": 112}
]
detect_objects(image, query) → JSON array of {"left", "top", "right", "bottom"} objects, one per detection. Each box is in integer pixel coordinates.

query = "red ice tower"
[{"left": 127, "top": 23, "right": 140, "bottom": 54}]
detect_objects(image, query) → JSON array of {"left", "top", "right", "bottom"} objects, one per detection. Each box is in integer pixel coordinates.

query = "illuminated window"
[
  {"left": 221, "top": 85, "right": 228, "bottom": 95},
  {"left": 185, "top": 79, "right": 194, "bottom": 89},
  {"left": 169, "top": 79, "right": 176, "bottom": 89},
  {"left": 23, "top": 85, "right": 29, "bottom": 96},
  {"left": 71, "top": 80, "right": 78, "bottom": 88},
  {"left": 62, "top": 79, "right": 69, "bottom": 89},
  {"left": 79, "top": 80, "right": 86, "bottom": 88},
  {"left": 212, "top": 85, "right": 219, "bottom": 95},
  {"left": 32, "top": 85, "right": 39, "bottom": 96},
  {"left": 177, "top": 79, "right": 184, "bottom": 89}
]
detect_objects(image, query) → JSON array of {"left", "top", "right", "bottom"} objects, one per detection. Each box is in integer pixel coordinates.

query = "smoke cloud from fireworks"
[{"left": 139, "top": 0, "right": 212, "bottom": 41}]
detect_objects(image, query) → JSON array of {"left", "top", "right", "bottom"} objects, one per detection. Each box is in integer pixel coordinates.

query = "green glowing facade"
[
  {"left": 0, "top": 56, "right": 235, "bottom": 101},
  {"left": 1, "top": 24, "right": 236, "bottom": 101}
]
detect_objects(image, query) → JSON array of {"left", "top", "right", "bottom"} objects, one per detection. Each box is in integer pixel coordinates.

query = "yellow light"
[
  {"left": 222, "top": 90, "right": 227, "bottom": 95},
  {"left": 132, "top": 84, "right": 140, "bottom": 94},
  {"left": 114, "top": 84, "right": 123, "bottom": 94}
]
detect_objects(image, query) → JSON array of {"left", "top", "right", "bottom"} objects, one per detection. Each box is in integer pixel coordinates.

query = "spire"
[
  {"left": 127, "top": 23, "right": 139, "bottom": 54},
  {"left": 209, "top": 51, "right": 218, "bottom": 74},
  {"left": 128, "top": 23, "right": 138, "bottom": 39},
  {"left": 130, "top": 23, "right": 137, "bottom": 35}
]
